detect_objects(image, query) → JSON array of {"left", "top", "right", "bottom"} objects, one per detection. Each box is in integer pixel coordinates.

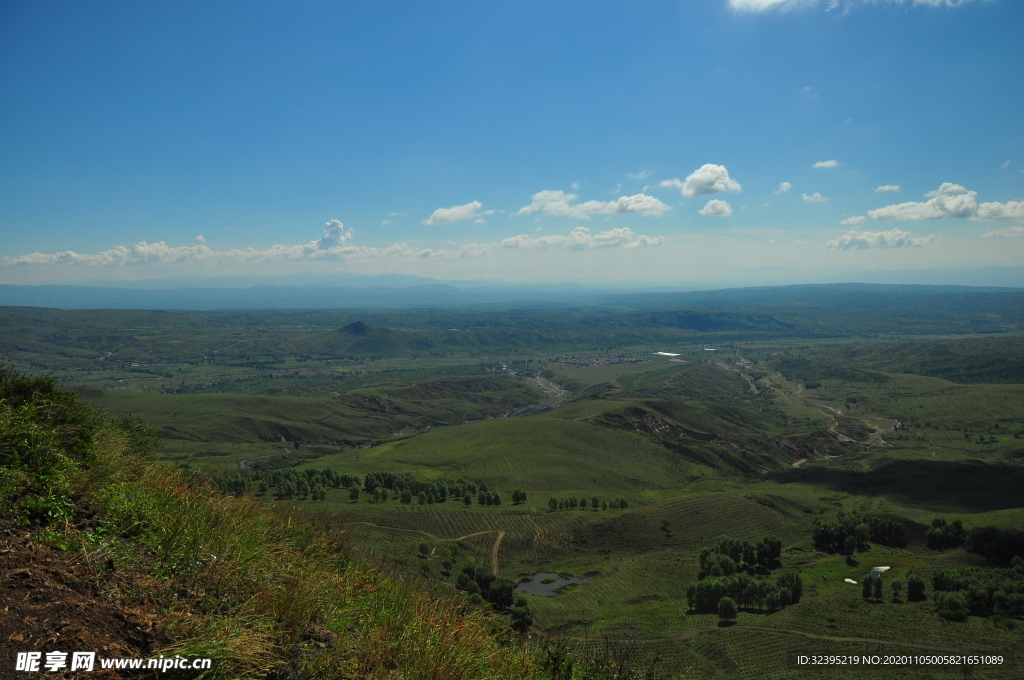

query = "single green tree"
[
  {"left": 873, "top": 576, "right": 883, "bottom": 600},
  {"left": 718, "top": 596, "right": 737, "bottom": 623},
  {"left": 463, "top": 494, "right": 473, "bottom": 507},
  {"left": 862, "top": 576, "right": 874, "bottom": 600},
  {"left": 890, "top": 579, "right": 904, "bottom": 601},
  {"left": 349, "top": 486, "right": 359, "bottom": 502}
]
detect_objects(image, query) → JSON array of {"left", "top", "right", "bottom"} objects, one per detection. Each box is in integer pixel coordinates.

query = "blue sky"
[{"left": 1, "top": 0, "right": 1022, "bottom": 286}]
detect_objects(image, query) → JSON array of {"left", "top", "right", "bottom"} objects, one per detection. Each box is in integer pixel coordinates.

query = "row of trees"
[
  {"left": 686, "top": 571, "right": 803, "bottom": 614},
  {"left": 812, "top": 511, "right": 907, "bottom": 554},
  {"left": 930, "top": 558, "right": 1024, "bottom": 618},
  {"left": 698, "top": 535, "right": 782, "bottom": 576},
  {"left": 860, "top": 572, "right": 925, "bottom": 602},
  {"left": 236, "top": 468, "right": 532, "bottom": 507},
  {"left": 547, "top": 496, "right": 629, "bottom": 512},
  {"left": 925, "top": 517, "right": 1024, "bottom": 564}
]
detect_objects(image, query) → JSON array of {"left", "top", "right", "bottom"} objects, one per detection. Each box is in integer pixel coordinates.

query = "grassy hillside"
[{"left": 298, "top": 414, "right": 700, "bottom": 494}]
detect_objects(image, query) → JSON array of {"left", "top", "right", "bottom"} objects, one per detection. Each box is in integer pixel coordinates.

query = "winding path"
[{"left": 342, "top": 521, "right": 505, "bottom": 576}]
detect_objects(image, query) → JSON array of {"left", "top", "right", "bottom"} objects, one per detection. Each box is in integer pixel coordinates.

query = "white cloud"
[
  {"left": 981, "top": 226, "right": 1024, "bottom": 238},
  {"left": 699, "top": 199, "right": 734, "bottom": 217},
  {"left": 801, "top": 86, "right": 818, "bottom": 100},
  {"left": 627, "top": 170, "right": 651, "bottom": 179},
  {"left": 570, "top": 181, "right": 581, "bottom": 190},
  {"left": 424, "top": 201, "right": 487, "bottom": 225},
  {"left": 774, "top": 182, "right": 792, "bottom": 194},
  {"left": 802, "top": 192, "right": 829, "bottom": 203},
  {"left": 515, "top": 190, "right": 670, "bottom": 219},
  {"left": 812, "top": 160, "right": 842, "bottom": 169},
  {"left": 501, "top": 226, "right": 664, "bottom": 250},
  {"left": 731, "top": 0, "right": 987, "bottom": 11},
  {"left": 387, "top": 212, "right": 407, "bottom": 217},
  {"left": 661, "top": 164, "right": 741, "bottom": 198},
  {"left": 841, "top": 216, "right": 866, "bottom": 225},
  {"left": 875, "top": 185, "right": 900, "bottom": 192},
  {"left": 973, "top": 200, "right": 1024, "bottom": 221},
  {"left": 728, "top": 0, "right": 816, "bottom": 11},
  {"left": 924, "top": 182, "right": 968, "bottom": 197},
  {"left": 1000, "top": 160, "right": 1010, "bottom": 169},
  {"left": 474, "top": 218, "right": 486, "bottom": 224},
  {"left": 826, "top": 228, "right": 936, "bottom": 250},
  {"left": 611, "top": 183, "right": 622, "bottom": 194},
  {"left": 868, "top": 184, "right": 978, "bottom": 220},
  {"left": 380, "top": 220, "right": 393, "bottom": 226},
  {"left": 194, "top": 235, "right": 206, "bottom": 244},
  {"left": 0, "top": 221, "right": 494, "bottom": 267}
]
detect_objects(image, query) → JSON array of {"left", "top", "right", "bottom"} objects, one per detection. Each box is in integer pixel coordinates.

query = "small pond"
[{"left": 515, "top": 572, "right": 591, "bottom": 597}]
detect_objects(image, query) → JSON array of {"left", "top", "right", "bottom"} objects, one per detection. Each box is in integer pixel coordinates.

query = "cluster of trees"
[
  {"left": 698, "top": 535, "right": 782, "bottom": 575},
  {"left": 931, "top": 558, "right": 1024, "bottom": 619},
  {"left": 924, "top": 518, "right": 1024, "bottom": 564},
  {"left": 687, "top": 571, "right": 803, "bottom": 614},
  {"left": 966, "top": 526, "right": 1024, "bottom": 565},
  {"left": 510, "top": 489, "right": 528, "bottom": 504},
  {"left": 812, "top": 512, "right": 907, "bottom": 554},
  {"left": 687, "top": 535, "right": 798, "bottom": 619},
  {"left": 453, "top": 564, "right": 532, "bottom": 631},
  {"left": 926, "top": 518, "right": 965, "bottom": 550},
  {"left": 547, "top": 496, "right": 629, "bottom": 512}
]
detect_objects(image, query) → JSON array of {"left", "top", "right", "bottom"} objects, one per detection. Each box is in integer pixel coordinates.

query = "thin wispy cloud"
[
  {"left": 812, "top": 160, "right": 842, "bottom": 169},
  {"left": 826, "top": 228, "right": 935, "bottom": 250},
  {"left": 501, "top": 227, "right": 664, "bottom": 250},
  {"left": 660, "top": 164, "right": 741, "bottom": 198},
  {"left": 841, "top": 216, "right": 866, "bottom": 225},
  {"left": 731, "top": 0, "right": 988, "bottom": 12},
  {"left": 774, "top": 182, "right": 792, "bottom": 194},
  {"left": 981, "top": 226, "right": 1024, "bottom": 238},
  {"left": 802, "top": 192, "right": 829, "bottom": 203},
  {"left": 0, "top": 221, "right": 492, "bottom": 267},
  {"left": 515, "top": 190, "right": 670, "bottom": 219},
  {"left": 627, "top": 170, "right": 652, "bottom": 179},
  {"left": 875, "top": 185, "right": 900, "bottom": 192}
]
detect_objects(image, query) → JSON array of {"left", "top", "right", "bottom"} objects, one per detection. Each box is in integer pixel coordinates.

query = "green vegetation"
[{"left": 4, "top": 286, "right": 1024, "bottom": 678}]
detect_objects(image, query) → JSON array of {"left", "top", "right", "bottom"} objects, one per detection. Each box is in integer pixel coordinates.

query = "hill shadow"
[{"left": 766, "top": 459, "right": 1024, "bottom": 512}]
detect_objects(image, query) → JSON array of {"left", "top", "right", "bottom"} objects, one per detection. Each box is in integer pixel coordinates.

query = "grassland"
[{"left": 3, "top": 291, "right": 1023, "bottom": 678}]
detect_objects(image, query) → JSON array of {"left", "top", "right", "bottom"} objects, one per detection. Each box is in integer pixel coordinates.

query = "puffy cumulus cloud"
[
  {"left": 981, "top": 226, "right": 1024, "bottom": 238},
  {"left": 868, "top": 184, "right": 979, "bottom": 221},
  {"left": 515, "top": 190, "right": 669, "bottom": 219},
  {"left": 812, "top": 160, "right": 842, "bottom": 169},
  {"left": 841, "top": 216, "right": 866, "bottom": 226},
  {"left": 501, "top": 226, "right": 664, "bottom": 251},
  {"left": 661, "top": 164, "right": 741, "bottom": 198},
  {"left": 924, "top": 182, "right": 968, "bottom": 197},
  {"left": 974, "top": 201, "right": 1024, "bottom": 221},
  {"left": 774, "top": 182, "right": 792, "bottom": 194},
  {"left": 0, "top": 221, "right": 488, "bottom": 267},
  {"left": 875, "top": 185, "right": 900, "bottom": 192},
  {"left": 826, "top": 228, "right": 936, "bottom": 250},
  {"left": 423, "top": 201, "right": 492, "bottom": 225},
  {"left": 698, "top": 199, "right": 734, "bottom": 217},
  {"left": 802, "top": 192, "right": 829, "bottom": 203},
  {"left": 728, "top": 0, "right": 816, "bottom": 11},
  {"left": 194, "top": 235, "right": 206, "bottom": 244}
]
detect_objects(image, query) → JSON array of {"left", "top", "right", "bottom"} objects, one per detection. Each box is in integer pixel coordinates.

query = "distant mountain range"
[{"left": 0, "top": 280, "right": 1021, "bottom": 311}]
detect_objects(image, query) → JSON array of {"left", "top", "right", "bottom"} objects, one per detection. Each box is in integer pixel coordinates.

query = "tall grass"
[{"left": 78, "top": 429, "right": 539, "bottom": 679}]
